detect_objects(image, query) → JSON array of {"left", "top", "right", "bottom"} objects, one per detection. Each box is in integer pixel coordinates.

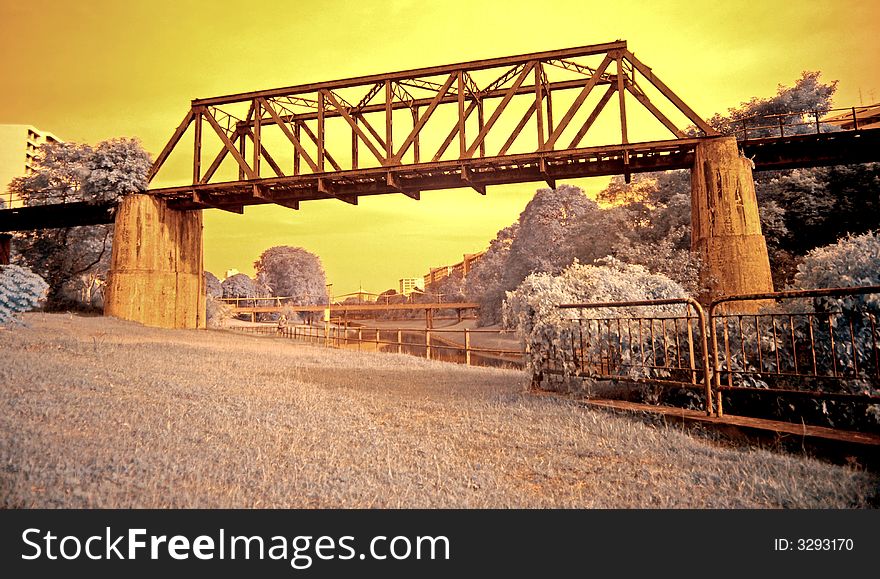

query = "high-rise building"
[
  {"left": 0, "top": 124, "right": 62, "bottom": 208},
  {"left": 399, "top": 277, "right": 423, "bottom": 296}
]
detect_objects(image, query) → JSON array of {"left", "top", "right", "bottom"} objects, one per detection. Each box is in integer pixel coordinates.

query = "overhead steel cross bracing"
[{"left": 146, "top": 40, "right": 719, "bottom": 212}]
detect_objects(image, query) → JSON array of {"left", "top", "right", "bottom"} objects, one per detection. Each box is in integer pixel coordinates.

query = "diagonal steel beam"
[
  {"left": 542, "top": 54, "right": 614, "bottom": 150},
  {"left": 148, "top": 109, "right": 194, "bottom": 182},
  {"left": 499, "top": 101, "right": 537, "bottom": 156},
  {"left": 390, "top": 73, "right": 456, "bottom": 164},
  {"left": 463, "top": 62, "right": 535, "bottom": 158},
  {"left": 354, "top": 112, "right": 387, "bottom": 152},
  {"left": 432, "top": 100, "right": 478, "bottom": 162},
  {"left": 322, "top": 89, "right": 387, "bottom": 164},
  {"left": 259, "top": 98, "right": 319, "bottom": 173},
  {"left": 623, "top": 49, "right": 717, "bottom": 136},
  {"left": 626, "top": 81, "right": 686, "bottom": 138},
  {"left": 569, "top": 84, "right": 617, "bottom": 148},
  {"left": 201, "top": 107, "right": 257, "bottom": 179},
  {"left": 300, "top": 121, "right": 342, "bottom": 172},
  {"left": 245, "top": 128, "right": 285, "bottom": 177}
]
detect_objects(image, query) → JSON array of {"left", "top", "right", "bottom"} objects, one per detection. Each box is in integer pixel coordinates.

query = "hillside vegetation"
[{"left": 1, "top": 314, "right": 876, "bottom": 508}]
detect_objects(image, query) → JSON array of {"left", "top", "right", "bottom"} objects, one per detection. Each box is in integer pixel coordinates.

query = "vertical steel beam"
[
  {"left": 253, "top": 99, "right": 261, "bottom": 178},
  {"left": 317, "top": 94, "right": 325, "bottom": 172},
  {"left": 238, "top": 131, "right": 246, "bottom": 181},
  {"left": 617, "top": 55, "right": 628, "bottom": 146},
  {"left": 477, "top": 99, "right": 485, "bottom": 157},
  {"left": 616, "top": 54, "right": 630, "bottom": 181},
  {"left": 457, "top": 70, "right": 466, "bottom": 158},
  {"left": 535, "top": 63, "right": 545, "bottom": 149},
  {"left": 294, "top": 121, "right": 301, "bottom": 175},
  {"left": 464, "top": 62, "right": 534, "bottom": 158},
  {"left": 412, "top": 106, "right": 420, "bottom": 163},
  {"left": 192, "top": 108, "right": 202, "bottom": 184},
  {"left": 385, "top": 80, "right": 393, "bottom": 159},
  {"left": 352, "top": 115, "right": 359, "bottom": 169}
]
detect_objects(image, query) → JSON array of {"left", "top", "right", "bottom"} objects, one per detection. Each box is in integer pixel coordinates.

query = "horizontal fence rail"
[{"left": 232, "top": 323, "right": 522, "bottom": 369}]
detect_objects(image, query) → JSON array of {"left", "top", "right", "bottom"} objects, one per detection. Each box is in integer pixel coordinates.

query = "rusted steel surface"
[
  {"left": 556, "top": 297, "right": 714, "bottom": 415},
  {"left": 545, "top": 287, "right": 880, "bottom": 435},
  {"left": 145, "top": 40, "right": 719, "bottom": 211},
  {"left": 708, "top": 286, "right": 880, "bottom": 418},
  {"left": 2, "top": 38, "right": 879, "bottom": 231},
  {"left": 566, "top": 397, "right": 880, "bottom": 467}
]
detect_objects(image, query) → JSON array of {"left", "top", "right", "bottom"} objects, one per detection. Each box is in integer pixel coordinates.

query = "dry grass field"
[{"left": 1, "top": 313, "right": 877, "bottom": 508}]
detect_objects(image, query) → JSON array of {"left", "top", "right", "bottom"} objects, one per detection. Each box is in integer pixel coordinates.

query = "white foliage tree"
[
  {"left": 503, "top": 258, "right": 688, "bottom": 386},
  {"left": 254, "top": 246, "right": 327, "bottom": 305}
]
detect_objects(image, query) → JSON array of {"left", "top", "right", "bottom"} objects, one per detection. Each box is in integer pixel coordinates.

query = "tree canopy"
[
  {"left": 254, "top": 246, "right": 327, "bottom": 305},
  {"left": 10, "top": 138, "right": 151, "bottom": 309},
  {"left": 701, "top": 71, "right": 838, "bottom": 137},
  {"left": 10, "top": 138, "right": 151, "bottom": 205}
]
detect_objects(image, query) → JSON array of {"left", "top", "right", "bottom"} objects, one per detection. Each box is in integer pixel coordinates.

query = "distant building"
[
  {"left": 224, "top": 268, "right": 240, "bottom": 279},
  {"left": 424, "top": 252, "right": 485, "bottom": 291},
  {"left": 399, "top": 277, "right": 423, "bottom": 296},
  {"left": 0, "top": 124, "right": 62, "bottom": 208}
]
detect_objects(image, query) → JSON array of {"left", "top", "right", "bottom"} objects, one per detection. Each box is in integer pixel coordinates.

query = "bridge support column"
[
  {"left": 691, "top": 137, "right": 773, "bottom": 311},
  {"left": 0, "top": 234, "right": 11, "bottom": 265},
  {"left": 104, "top": 194, "right": 206, "bottom": 329}
]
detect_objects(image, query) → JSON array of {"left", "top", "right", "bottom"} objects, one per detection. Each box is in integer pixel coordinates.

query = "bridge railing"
[
  {"left": 733, "top": 105, "right": 875, "bottom": 140},
  {"left": 538, "top": 287, "right": 880, "bottom": 432}
]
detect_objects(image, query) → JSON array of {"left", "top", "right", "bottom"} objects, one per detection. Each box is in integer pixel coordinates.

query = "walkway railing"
[
  {"left": 544, "top": 287, "right": 880, "bottom": 431},
  {"left": 732, "top": 104, "right": 876, "bottom": 140},
  {"left": 233, "top": 324, "right": 522, "bottom": 369}
]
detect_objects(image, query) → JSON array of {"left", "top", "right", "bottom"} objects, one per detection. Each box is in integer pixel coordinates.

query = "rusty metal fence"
[
  {"left": 233, "top": 324, "right": 522, "bottom": 369},
  {"left": 709, "top": 287, "right": 880, "bottom": 428},
  {"left": 552, "top": 298, "right": 714, "bottom": 414},
  {"left": 547, "top": 287, "right": 880, "bottom": 431}
]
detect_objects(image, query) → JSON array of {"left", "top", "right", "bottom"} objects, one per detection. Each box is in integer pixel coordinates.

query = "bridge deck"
[{"left": 3, "top": 129, "right": 878, "bottom": 231}]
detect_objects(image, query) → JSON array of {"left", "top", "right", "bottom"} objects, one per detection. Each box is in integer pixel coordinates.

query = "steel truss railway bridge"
[{"left": 1, "top": 40, "right": 878, "bottom": 328}]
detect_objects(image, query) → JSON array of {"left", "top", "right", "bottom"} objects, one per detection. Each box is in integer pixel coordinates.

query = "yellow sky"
[{"left": 2, "top": 0, "right": 878, "bottom": 295}]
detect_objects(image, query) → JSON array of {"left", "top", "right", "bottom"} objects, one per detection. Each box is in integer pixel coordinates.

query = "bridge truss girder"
[{"left": 147, "top": 40, "right": 718, "bottom": 211}]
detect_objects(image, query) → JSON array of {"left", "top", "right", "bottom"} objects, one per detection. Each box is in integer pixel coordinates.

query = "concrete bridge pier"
[
  {"left": 691, "top": 137, "right": 774, "bottom": 311},
  {"left": 104, "top": 194, "right": 205, "bottom": 328},
  {"left": 0, "top": 233, "right": 11, "bottom": 265}
]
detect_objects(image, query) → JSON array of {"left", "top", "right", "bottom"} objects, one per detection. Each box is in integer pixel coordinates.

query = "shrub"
[
  {"left": 206, "top": 296, "right": 233, "bottom": 329},
  {"left": 0, "top": 265, "right": 49, "bottom": 325},
  {"left": 503, "top": 258, "right": 688, "bottom": 387}
]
